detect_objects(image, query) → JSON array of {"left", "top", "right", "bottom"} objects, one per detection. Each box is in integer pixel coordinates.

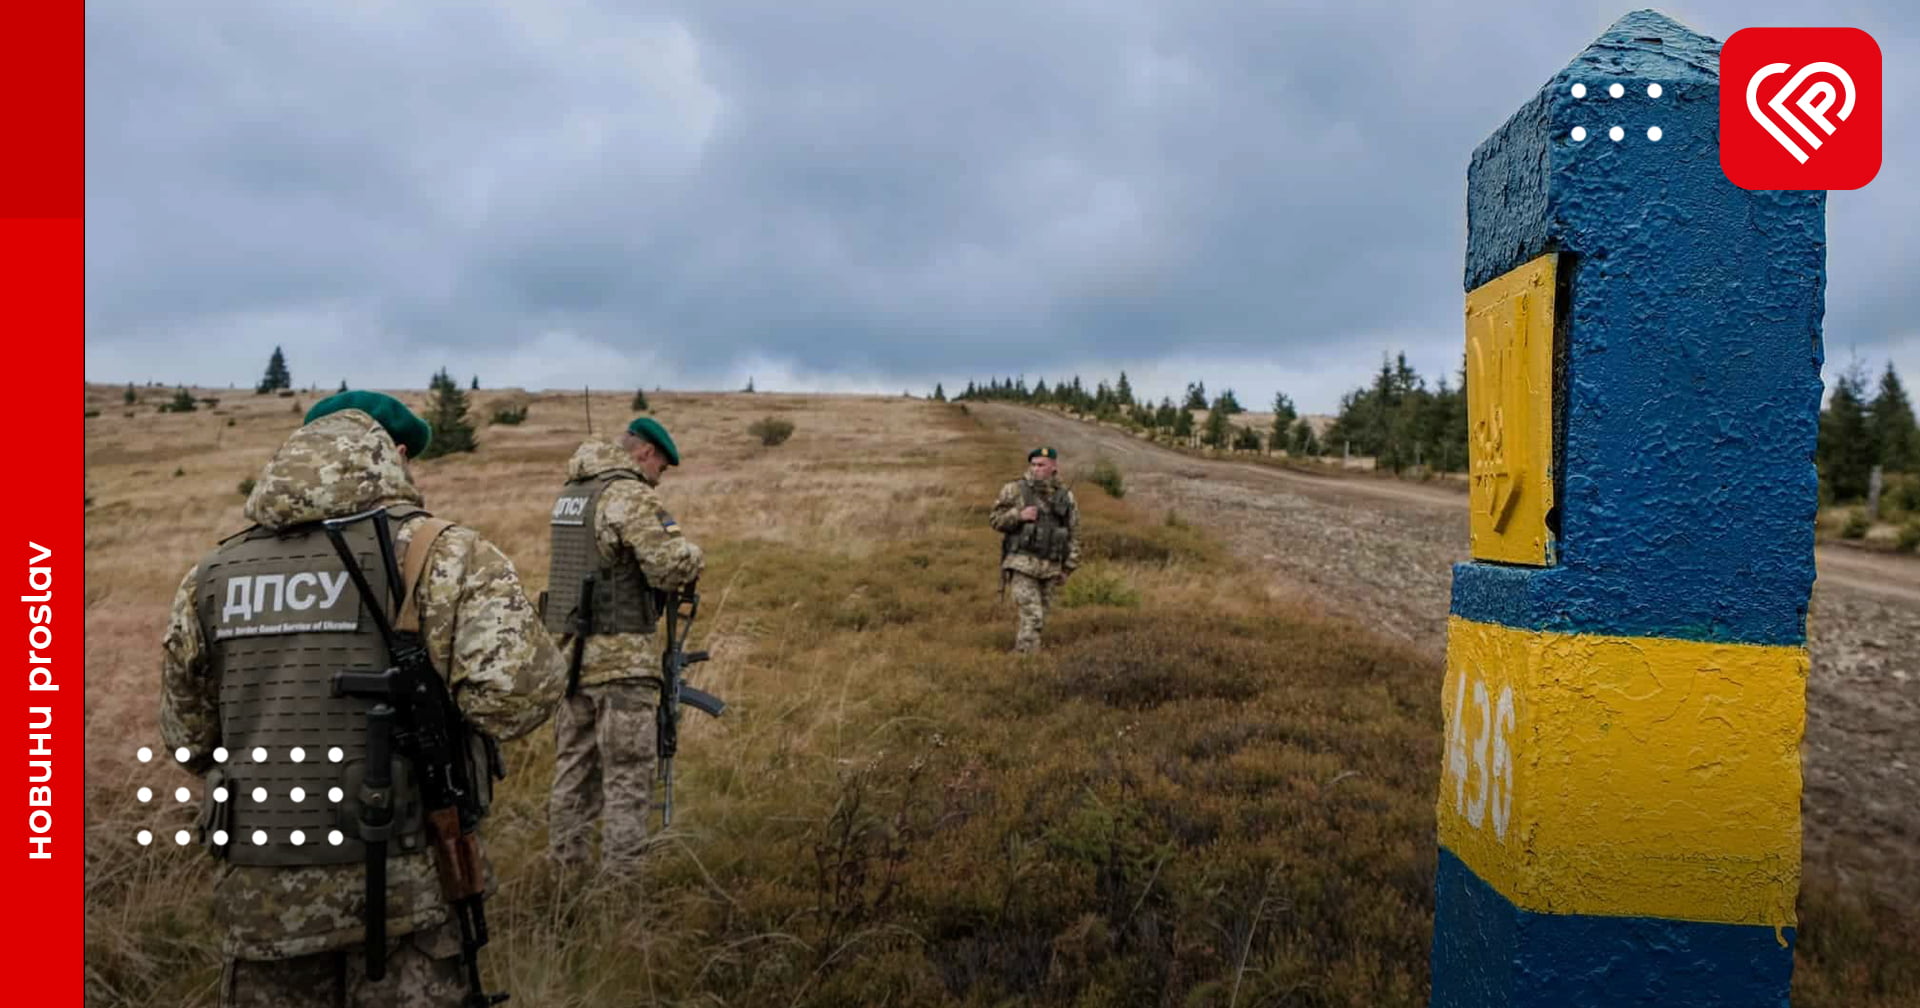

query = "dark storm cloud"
[{"left": 85, "top": 1, "right": 1919, "bottom": 411}]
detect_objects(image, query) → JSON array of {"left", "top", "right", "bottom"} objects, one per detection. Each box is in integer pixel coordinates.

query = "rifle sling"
[{"left": 395, "top": 518, "right": 455, "bottom": 634}]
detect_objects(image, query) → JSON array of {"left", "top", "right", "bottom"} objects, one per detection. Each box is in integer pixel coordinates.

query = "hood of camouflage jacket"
[
  {"left": 1023, "top": 474, "right": 1064, "bottom": 497},
  {"left": 568, "top": 439, "right": 652, "bottom": 484},
  {"left": 243, "top": 409, "right": 424, "bottom": 530}
]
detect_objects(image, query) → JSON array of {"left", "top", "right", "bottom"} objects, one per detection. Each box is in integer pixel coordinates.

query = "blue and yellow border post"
[{"left": 1432, "top": 11, "right": 1824, "bottom": 1007}]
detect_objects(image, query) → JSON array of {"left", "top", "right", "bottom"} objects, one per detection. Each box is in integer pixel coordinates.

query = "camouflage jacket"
[
  {"left": 561, "top": 440, "right": 705, "bottom": 691},
  {"left": 160, "top": 409, "right": 566, "bottom": 961},
  {"left": 989, "top": 475, "right": 1081, "bottom": 579}
]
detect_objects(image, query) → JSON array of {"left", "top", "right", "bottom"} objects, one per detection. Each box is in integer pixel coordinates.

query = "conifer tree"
[
  {"left": 1202, "top": 407, "right": 1230, "bottom": 448},
  {"left": 1271, "top": 392, "right": 1297, "bottom": 444},
  {"left": 257, "top": 346, "right": 292, "bottom": 394},
  {"left": 1819, "top": 362, "right": 1875, "bottom": 499},
  {"left": 1869, "top": 361, "right": 1918, "bottom": 471},
  {"left": 419, "top": 367, "right": 477, "bottom": 458}
]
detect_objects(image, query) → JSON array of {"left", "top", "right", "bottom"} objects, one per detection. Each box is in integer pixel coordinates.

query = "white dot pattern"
[
  {"left": 1566, "top": 80, "right": 1661, "bottom": 146},
  {"left": 130, "top": 740, "right": 371, "bottom": 852}
]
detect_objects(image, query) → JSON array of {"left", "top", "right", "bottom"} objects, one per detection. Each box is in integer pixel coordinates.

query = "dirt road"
[{"left": 976, "top": 403, "right": 1920, "bottom": 899}]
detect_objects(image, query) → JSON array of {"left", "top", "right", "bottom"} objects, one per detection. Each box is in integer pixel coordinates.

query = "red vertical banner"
[{"left": 6, "top": 1, "right": 84, "bottom": 1004}]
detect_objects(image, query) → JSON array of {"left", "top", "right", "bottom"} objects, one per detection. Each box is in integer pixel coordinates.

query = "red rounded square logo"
[{"left": 1720, "top": 27, "right": 1881, "bottom": 190}]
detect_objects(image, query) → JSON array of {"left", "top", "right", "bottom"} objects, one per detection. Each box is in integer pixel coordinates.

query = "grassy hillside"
[{"left": 82, "top": 386, "right": 1915, "bottom": 1006}]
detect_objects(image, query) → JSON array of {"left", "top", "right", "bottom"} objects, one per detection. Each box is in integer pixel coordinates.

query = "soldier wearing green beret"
[
  {"left": 160, "top": 390, "right": 565, "bottom": 1007},
  {"left": 542, "top": 417, "right": 704, "bottom": 870},
  {"left": 989, "top": 446, "right": 1081, "bottom": 653}
]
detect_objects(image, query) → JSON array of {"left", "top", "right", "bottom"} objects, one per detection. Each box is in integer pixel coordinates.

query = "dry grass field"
[{"left": 84, "top": 384, "right": 1915, "bottom": 1006}]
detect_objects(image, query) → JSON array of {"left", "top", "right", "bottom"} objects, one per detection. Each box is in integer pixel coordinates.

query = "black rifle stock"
[
  {"left": 657, "top": 582, "right": 723, "bottom": 828},
  {"left": 566, "top": 572, "right": 594, "bottom": 698},
  {"left": 322, "top": 508, "right": 509, "bottom": 1007}
]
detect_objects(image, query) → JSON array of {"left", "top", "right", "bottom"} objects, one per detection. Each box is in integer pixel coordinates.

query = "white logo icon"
[{"left": 1746, "top": 61, "right": 1857, "bottom": 163}]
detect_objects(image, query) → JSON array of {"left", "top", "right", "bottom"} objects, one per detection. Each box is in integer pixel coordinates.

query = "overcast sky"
[{"left": 85, "top": 1, "right": 1917, "bottom": 414}]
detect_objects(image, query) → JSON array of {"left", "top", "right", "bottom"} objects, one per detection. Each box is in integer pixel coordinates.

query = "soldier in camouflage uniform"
[
  {"left": 160, "top": 391, "right": 566, "bottom": 1008},
  {"left": 543, "top": 416, "right": 704, "bottom": 870},
  {"left": 989, "top": 446, "right": 1081, "bottom": 653}
]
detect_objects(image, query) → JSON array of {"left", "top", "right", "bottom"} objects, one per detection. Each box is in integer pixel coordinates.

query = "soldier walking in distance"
[
  {"left": 543, "top": 417, "right": 704, "bottom": 870},
  {"left": 160, "top": 390, "right": 565, "bottom": 1007},
  {"left": 989, "top": 446, "right": 1081, "bottom": 653}
]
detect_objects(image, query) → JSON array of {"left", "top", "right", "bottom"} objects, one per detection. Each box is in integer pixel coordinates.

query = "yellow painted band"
[{"left": 1437, "top": 616, "right": 1805, "bottom": 928}]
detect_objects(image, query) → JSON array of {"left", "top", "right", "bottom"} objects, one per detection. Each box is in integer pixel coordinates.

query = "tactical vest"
[
  {"left": 543, "top": 472, "right": 662, "bottom": 636},
  {"left": 192, "top": 508, "right": 432, "bottom": 867},
  {"left": 1007, "top": 481, "right": 1074, "bottom": 563}
]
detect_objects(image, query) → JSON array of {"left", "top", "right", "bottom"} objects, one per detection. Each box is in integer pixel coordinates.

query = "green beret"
[
  {"left": 1028, "top": 446, "right": 1058, "bottom": 460},
  {"left": 627, "top": 416, "right": 681, "bottom": 466},
  {"left": 305, "top": 391, "right": 432, "bottom": 458}
]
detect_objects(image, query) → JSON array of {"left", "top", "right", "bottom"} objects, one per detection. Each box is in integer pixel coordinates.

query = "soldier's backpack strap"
[{"left": 395, "top": 517, "right": 456, "bottom": 634}]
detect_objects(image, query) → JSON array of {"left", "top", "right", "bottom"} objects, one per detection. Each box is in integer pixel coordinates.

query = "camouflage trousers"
[
  {"left": 221, "top": 919, "right": 466, "bottom": 1008},
  {"left": 549, "top": 679, "right": 660, "bottom": 868},
  {"left": 1007, "top": 571, "right": 1060, "bottom": 653}
]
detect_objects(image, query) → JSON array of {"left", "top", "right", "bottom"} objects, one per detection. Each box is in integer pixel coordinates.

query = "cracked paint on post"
[
  {"left": 1438, "top": 617, "right": 1804, "bottom": 927},
  {"left": 1433, "top": 10, "right": 1819, "bottom": 1008}
]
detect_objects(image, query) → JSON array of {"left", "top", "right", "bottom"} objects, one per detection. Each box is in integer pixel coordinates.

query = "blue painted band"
[
  {"left": 1448, "top": 559, "right": 1809, "bottom": 647},
  {"left": 1431, "top": 847, "right": 1793, "bottom": 1008},
  {"left": 1460, "top": 12, "right": 1823, "bottom": 648}
]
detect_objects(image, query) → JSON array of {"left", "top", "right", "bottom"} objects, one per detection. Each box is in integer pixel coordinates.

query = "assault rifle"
[
  {"left": 657, "top": 582, "right": 724, "bottom": 828},
  {"left": 322, "top": 507, "right": 509, "bottom": 1007}
]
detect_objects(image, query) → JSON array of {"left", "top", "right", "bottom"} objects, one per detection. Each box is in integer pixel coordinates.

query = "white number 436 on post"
[{"left": 1445, "top": 670, "right": 1515, "bottom": 840}]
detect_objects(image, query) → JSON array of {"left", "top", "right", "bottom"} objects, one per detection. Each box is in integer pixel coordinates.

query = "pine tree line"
[
  {"left": 1819, "top": 358, "right": 1917, "bottom": 502},
  {"left": 949, "top": 372, "right": 1323, "bottom": 455},
  {"left": 1322, "top": 353, "right": 1469, "bottom": 474},
  {"left": 945, "top": 350, "right": 1916, "bottom": 490},
  {"left": 239, "top": 342, "right": 1913, "bottom": 492}
]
